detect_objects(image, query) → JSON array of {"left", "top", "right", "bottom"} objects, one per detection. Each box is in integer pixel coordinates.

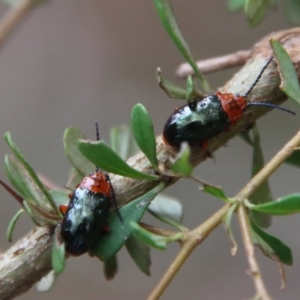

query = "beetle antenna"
[
  {"left": 244, "top": 57, "right": 273, "bottom": 98},
  {"left": 247, "top": 102, "right": 296, "bottom": 115},
  {"left": 95, "top": 121, "right": 100, "bottom": 141},
  {"left": 95, "top": 121, "right": 100, "bottom": 171}
]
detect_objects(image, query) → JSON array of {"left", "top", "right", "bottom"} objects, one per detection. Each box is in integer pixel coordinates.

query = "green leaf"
[
  {"left": 89, "top": 183, "right": 165, "bottom": 260},
  {"left": 110, "top": 125, "right": 139, "bottom": 160},
  {"left": 270, "top": 39, "right": 300, "bottom": 105},
  {"left": 125, "top": 235, "right": 151, "bottom": 276},
  {"left": 222, "top": 203, "right": 238, "bottom": 255},
  {"left": 63, "top": 127, "right": 94, "bottom": 176},
  {"left": 47, "top": 190, "right": 69, "bottom": 207},
  {"left": 4, "top": 133, "right": 61, "bottom": 216},
  {"left": 170, "top": 142, "right": 193, "bottom": 176},
  {"left": 153, "top": 0, "right": 210, "bottom": 92},
  {"left": 156, "top": 68, "right": 187, "bottom": 99},
  {"left": 285, "top": 149, "right": 300, "bottom": 168},
  {"left": 131, "top": 222, "right": 183, "bottom": 250},
  {"left": 250, "top": 218, "right": 293, "bottom": 265},
  {"left": 228, "top": 0, "right": 246, "bottom": 11},
  {"left": 148, "top": 194, "right": 185, "bottom": 229},
  {"left": 4, "top": 155, "right": 35, "bottom": 201},
  {"left": 65, "top": 168, "right": 84, "bottom": 190},
  {"left": 286, "top": 0, "right": 300, "bottom": 25},
  {"left": 245, "top": 0, "right": 272, "bottom": 27},
  {"left": 185, "top": 76, "right": 204, "bottom": 102},
  {"left": 239, "top": 131, "right": 254, "bottom": 146},
  {"left": 103, "top": 255, "right": 118, "bottom": 280},
  {"left": 51, "top": 226, "right": 66, "bottom": 274},
  {"left": 78, "top": 140, "right": 158, "bottom": 180},
  {"left": 6, "top": 208, "right": 24, "bottom": 242},
  {"left": 246, "top": 193, "right": 300, "bottom": 215},
  {"left": 201, "top": 185, "right": 229, "bottom": 202},
  {"left": 250, "top": 124, "right": 272, "bottom": 228},
  {"left": 131, "top": 104, "right": 158, "bottom": 169}
]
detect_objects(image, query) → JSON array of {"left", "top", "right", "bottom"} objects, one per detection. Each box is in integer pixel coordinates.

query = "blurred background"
[{"left": 0, "top": 1, "right": 299, "bottom": 299}]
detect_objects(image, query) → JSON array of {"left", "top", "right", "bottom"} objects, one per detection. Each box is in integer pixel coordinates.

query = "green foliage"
[
  {"left": 250, "top": 124, "right": 272, "bottom": 228},
  {"left": 271, "top": 39, "right": 300, "bottom": 105},
  {"left": 125, "top": 235, "right": 151, "bottom": 276},
  {"left": 148, "top": 194, "right": 185, "bottom": 230},
  {"left": 153, "top": 0, "right": 210, "bottom": 92},
  {"left": 131, "top": 222, "right": 183, "bottom": 250},
  {"left": 78, "top": 140, "right": 158, "bottom": 180},
  {"left": 89, "top": 183, "right": 165, "bottom": 261},
  {"left": 170, "top": 143, "right": 193, "bottom": 177},
  {"left": 246, "top": 193, "right": 300, "bottom": 215},
  {"left": 52, "top": 226, "right": 66, "bottom": 274},
  {"left": 131, "top": 104, "right": 158, "bottom": 169},
  {"left": 103, "top": 256, "right": 118, "bottom": 280},
  {"left": 250, "top": 218, "right": 293, "bottom": 265}
]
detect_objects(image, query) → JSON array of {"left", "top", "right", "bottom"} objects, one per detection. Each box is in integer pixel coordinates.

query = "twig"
[
  {"left": 0, "top": 0, "right": 37, "bottom": 46},
  {"left": 235, "top": 130, "right": 300, "bottom": 300},
  {"left": 176, "top": 50, "right": 250, "bottom": 78},
  {"left": 147, "top": 203, "right": 231, "bottom": 300}
]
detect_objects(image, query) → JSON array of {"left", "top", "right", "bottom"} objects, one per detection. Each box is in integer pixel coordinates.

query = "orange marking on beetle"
[
  {"left": 216, "top": 92, "right": 247, "bottom": 125},
  {"left": 59, "top": 204, "right": 68, "bottom": 215},
  {"left": 79, "top": 170, "right": 112, "bottom": 197}
]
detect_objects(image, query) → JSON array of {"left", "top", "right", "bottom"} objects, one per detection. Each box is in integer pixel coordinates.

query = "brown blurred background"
[{"left": 0, "top": 1, "right": 299, "bottom": 299}]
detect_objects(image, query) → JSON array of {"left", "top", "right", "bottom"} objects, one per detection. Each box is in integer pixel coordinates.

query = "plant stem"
[
  {"left": 147, "top": 203, "right": 230, "bottom": 300},
  {"left": 176, "top": 50, "right": 250, "bottom": 77},
  {"left": 235, "top": 129, "right": 300, "bottom": 299},
  {"left": 149, "top": 129, "right": 300, "bottom": 300}
]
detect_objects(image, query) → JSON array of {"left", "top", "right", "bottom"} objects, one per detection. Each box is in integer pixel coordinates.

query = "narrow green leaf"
[
  {"left": 222, "top": 203, "right": 238, "bottom": 255},
  {"left": 270, "top": 39, "right": 300, "bottom": 105},
  {"left": 4, "top": 155, "right": 35, "bottom": 201},
  {"left": 285, "top": 149, "right": 300, "bottom": 168},
  {"left": 65, "top": 168, "right": 84, "bottom": 190},
  {"left": 63, "top": 127, "right": 94, "bottom": 176},
  {"left": 22, "top": 200, "right": 40, "bottom": 226},
  {"left": 125, "top": 235, "right": 151, "bottom": 276},
  {"left": 201, "top": 185, "right": 229, "bottom": 202},
  {"left": 110, "top": 125, "right": 139, "bottom": 160},
  {"left": 228, "top": 0, "right": 246, "bottom": 11},
  {"left": 286, "top": 0, "right": 300, "bottom": 25},
  {"left": 185, "top": 76, "right": 204, "bottom": 102},
  {"left": 4, "top": 133, "right": 61, "bottom": 216},
  {"left": 153, "top": 0, "right": 210, "bottom": 92},
  {"left": 250, "top": 218, "right": 293, "bottom": 265},
  {"left": 148, "top": 194, "right": 185, "bottom": 229},
  {"left": 89, "top": 183, "right": 165, "bottom": 260},
  {"left": 78, "top": 140, "right": 158, "bottom": 180},
  {"left": 52, "top": 226, "right": 66, "bottom": 274},
  {"left": 239, "top": 131, "right": 254, "bottom": 146},
  {"left": 156, "top": 68, "right": 187, "bottom": 99},
  {"left": 131, "top": 104, "right": 158, "bottom": 169},
  {"left": 246, "top": 193, "right": 300, "bottom": 215},
  {"left": 103, "top": 255, "right": 118, "bottom": 280},
  {"left": 250, "top": 124, "right": 272, "bottom": 228},
  {"left": 131, "top": 222, "right": 183, "bottom": 250},
  {"left": 170, "top": 142, "right": 193, "bottom": 176},
  {"left": 6, "top": 208, "right": 24, "bottom": 242},
  {"left": 47, "top": 190, "right": 69, "bottom": 207},
  {"left": 245, "top": 0, "right": 271, "bottom": 27},
  {"left": 131, "top": 222, "right": 167, "bottom": 250}
]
